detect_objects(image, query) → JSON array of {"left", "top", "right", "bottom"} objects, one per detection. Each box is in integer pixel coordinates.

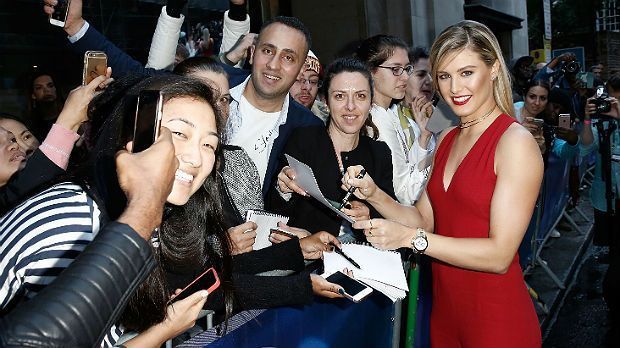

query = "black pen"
[
  {"left": 331, "top": 244, "right": 361, "bottom": 269},
  {"left": 339, "top": 169, "right": 366, "bottom": 209}
]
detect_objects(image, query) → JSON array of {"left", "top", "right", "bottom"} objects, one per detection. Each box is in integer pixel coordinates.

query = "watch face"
[{"left": 414, "top": 237, "right": 428, "bottom": 251}]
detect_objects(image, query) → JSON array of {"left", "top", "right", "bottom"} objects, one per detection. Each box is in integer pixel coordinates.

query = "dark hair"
[
  {"left": 322, "top": 57, "right": 379, "bottom": 140},
  {"left": 523, "top": 79, "right": 551, "bottom": 119},
  {"left": 607, "top": 72, "right": 620, "bottom": 91},
  {"left": 355, "top": 35, "right": 408, "bottom": 69},
  {"left": 173, "top": 56, "right": 227, "bottom": 77},
  {"left": 259, "top": 16, "right": 312, "bottom": 56},
  {"left": 408, "top": 46, "right": 429, "bottom": 66},
  {"left": 526, "top": 79, "right": 551, "bottom": 95},
  {"left": 83, "top": 74, "right": 234, "bottom": 332},
  {"left": 548, "top": 87, "right": 571, "bottom": 113},
  {"left": 0, "top": 112, "right": 32, "bottom": 130}
]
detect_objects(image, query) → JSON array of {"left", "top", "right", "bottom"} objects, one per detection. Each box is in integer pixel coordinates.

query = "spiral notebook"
[
  {"left": 245, "top": 209, "right": 289, "bottom": 250},
  {"left": 323, "top": 242, "right": 408, "bottom": 302}
]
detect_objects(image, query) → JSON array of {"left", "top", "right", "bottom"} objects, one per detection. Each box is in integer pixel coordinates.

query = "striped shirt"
[{"left": 0, "top": 182, "right": 101, "bottom": 309}]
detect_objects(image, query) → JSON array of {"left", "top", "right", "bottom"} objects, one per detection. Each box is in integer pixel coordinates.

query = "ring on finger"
[
  {"left": 368, "top": 230, "right": 373, "bottom": 236},
  {"left": 369, "top": 219, "right": 373, "bottom": 229}
]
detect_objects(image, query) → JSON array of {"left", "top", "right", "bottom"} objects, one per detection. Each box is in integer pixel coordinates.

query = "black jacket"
[
  {"left": 0, "top": 222, "right": 154, "bottom": 348},
  {"left": 267, "top": 126, "right": 395, "bottom": 236}
]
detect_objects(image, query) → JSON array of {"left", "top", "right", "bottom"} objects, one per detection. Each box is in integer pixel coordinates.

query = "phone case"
[{"left": 82, "top": 51, "right": 108, "bottom": 85}]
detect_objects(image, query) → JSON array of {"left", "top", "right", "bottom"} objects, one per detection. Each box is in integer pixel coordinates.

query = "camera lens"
[
  {"left": 565, "top": 61, "right": 580, "bottom": 74},
  {"left": 596, "top": 100, "right": 612, "bottom": 113}
]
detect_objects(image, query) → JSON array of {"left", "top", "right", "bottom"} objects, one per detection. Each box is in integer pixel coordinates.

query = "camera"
[
  {"left": 590, "top": 85, "right": 612, "bottom": 114},
  {"left": 559, "top": 60, "right": 581, "bottom": 75}
]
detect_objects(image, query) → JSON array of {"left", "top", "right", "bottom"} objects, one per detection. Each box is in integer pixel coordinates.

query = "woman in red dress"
[{"left": 343, "top": 20, "right": 543, "bottom": 347}]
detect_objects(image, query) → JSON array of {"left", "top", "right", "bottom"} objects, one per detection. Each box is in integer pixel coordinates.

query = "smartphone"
[
  {"left": 558, "top": 114, "right": 571, "bottom": 129},
  {"left": 82, "top": 51, "right": 107, "bottom": 85},
  {"left": 525, "top": 117, "right": 545, "bottom": 126},
  {"left": 431, "top": 93, "right": 440, "bottom": 107},
  {"left": 49, "top": 0, "right": 71, "bottom": 27},
  {"left": 132, "top": 90, "right": 163, "bottom": 153},
  {"left": 171, "top": 267, "right": 220, "bottom": 303},
  {"left": 270, "top": 227, "right": 298, "bottom": 239},
  {"left": 324, "top": 271, "right": 373, "bottom": 303}
]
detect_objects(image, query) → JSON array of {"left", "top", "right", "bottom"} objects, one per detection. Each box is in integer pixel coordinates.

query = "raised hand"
[{"left": 56, "top": 68, "right": 113, "bottom": 132}]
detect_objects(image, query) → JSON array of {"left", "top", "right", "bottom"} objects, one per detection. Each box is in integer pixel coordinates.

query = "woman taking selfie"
[
  {"left": 268, "top": 57, "right": 394, "bottom": 239},
  {"left": 344, "top": 21, "right": 543, "bottom": 346}
]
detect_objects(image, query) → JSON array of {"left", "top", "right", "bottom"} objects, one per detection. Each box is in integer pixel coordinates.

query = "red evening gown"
[{"left": 426, "top": 114, "right": 541, "bottom": 347}]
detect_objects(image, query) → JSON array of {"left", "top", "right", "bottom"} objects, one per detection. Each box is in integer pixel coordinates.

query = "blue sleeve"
[
  {"left": 70, "top": 25, "right": 161, "bottom": 77},
  {"left": 533, "top": 62, "right": 556, "bottom": 82},
  {"left": 551, "top": 138, "right": 579, "bottom": 160}
]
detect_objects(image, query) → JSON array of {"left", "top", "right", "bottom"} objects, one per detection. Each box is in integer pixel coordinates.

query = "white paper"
[
  {"left": 245, "top": 210, "right": 289, "bottom": 250},
  {"left": 285, "top": 154, "right": 354, "bottom": 224},
  {"left": 323, "top": 243, "right": 408, "bottom": 302}
]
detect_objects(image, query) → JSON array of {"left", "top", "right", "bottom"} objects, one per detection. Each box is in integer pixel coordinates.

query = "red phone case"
[{"left": 171, "top": 267, "right": 220, "bottom": 303}]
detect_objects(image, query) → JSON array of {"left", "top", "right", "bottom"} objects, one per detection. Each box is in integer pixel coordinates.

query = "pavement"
[{"left": 524, "top": 184, "right": 613, "bottom": 347}]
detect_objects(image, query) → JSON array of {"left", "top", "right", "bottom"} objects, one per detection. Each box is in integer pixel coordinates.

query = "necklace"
[
  {"left": 327, "top": 126, "right": 357, "bottom": 174},
  {"left": 458, "top": 107, "right": 496, "bottom": 129}
]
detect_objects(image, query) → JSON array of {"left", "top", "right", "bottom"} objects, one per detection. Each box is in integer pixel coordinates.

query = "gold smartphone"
[{"left": 82, "top": 51, "right": 108, "bottom": 85}]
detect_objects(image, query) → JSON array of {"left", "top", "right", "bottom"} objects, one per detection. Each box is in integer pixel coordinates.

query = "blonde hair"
[{"left": 429, "top": 20, "right": 515, "bottom": 118}]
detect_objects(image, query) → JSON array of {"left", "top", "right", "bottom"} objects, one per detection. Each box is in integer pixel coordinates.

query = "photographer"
[
  {"left": 580, "top": 73, "right": 620, "bottom": 336},
  {"left": 534, "top": 53, "right": 587, "bottom": 119}
]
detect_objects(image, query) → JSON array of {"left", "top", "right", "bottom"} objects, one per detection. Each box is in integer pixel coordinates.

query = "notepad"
[
  {"left": 323, "top": 243, "right": 408, "bottom": 302},
  {"left": 245, "top": 210, "right": 289, "bottom": 250}
]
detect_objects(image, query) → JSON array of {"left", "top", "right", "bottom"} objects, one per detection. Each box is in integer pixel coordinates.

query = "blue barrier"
[
  {"left": 180, "top": 292, "right": 396, "bottom": 347},
  {"left": 518, "top": 153, "right": 572, "bottom": 268}
]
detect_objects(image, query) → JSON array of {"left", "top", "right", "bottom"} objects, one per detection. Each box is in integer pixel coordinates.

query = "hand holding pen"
[
  {"left": 341, "top": 165, "right": 377, "bottom": 201},
  {"left": 339, "top": 168, "right": 366, "bottom": 209}
]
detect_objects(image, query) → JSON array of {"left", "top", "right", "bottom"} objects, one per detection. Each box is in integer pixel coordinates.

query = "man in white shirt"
[{"left": 223, "top": 16, "right": 322, "bottom": 196}]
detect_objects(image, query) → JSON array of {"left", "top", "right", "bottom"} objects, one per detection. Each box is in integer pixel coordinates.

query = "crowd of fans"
[{"left": 0, "top": 0, "right": 619, "bottom": 346}]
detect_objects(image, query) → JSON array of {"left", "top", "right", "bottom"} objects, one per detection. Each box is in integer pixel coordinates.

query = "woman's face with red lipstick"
[{"left": 435, "top": 48, "right": 498, "bottom": 121}]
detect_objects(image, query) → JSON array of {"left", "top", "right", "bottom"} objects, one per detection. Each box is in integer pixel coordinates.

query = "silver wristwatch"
[{"left": 411, "top": 228, "right": 428, "bottom": 254}]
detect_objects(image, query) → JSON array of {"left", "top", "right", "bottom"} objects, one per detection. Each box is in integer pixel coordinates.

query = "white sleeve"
[
  {"left": 67, "top": 21, "right": 90, "bottom": 43},
  {"left": 373, "top": 111, "right": 427, "bottom": 206},
  {"left": 145, "top": 6, "right": 185, "bottom": 70},
  {"left": 220, "top": 10, "right": 250, "bottom": 68}
]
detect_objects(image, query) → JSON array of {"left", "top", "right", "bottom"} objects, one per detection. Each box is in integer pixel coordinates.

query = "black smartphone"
[
  {"left": 132, "top": 90, "right": 163, "bottom": 153},
  {"left": 49, "top": 0, "right": 71, "bottom": 27},
  {"left": 324, "top": 271, "right": 373, "bottom": 302},
  {"left": 171, "top": 267, "right": 220, "bottom": 303},
  {"left": 431, "top": 93, "right": 440, "bottom": 107}
]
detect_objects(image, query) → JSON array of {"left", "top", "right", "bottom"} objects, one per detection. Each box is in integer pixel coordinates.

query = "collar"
[{"left": 225, "top": 75, "right": 290, "bottom": 143}]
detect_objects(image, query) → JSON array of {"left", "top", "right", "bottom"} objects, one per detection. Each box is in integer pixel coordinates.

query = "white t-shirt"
[{"left": 228, "top": 95, "right": 282, "bottom": 185}]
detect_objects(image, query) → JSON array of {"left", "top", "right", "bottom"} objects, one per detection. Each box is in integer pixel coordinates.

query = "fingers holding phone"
[
  {"left": 310, "top": 274, "right": 345, "bottom": 299},
  {"left": 55, "top": 70, "right": 112, "bottom": 132},
  {"left": 116, "top": 127, "right": 179, "bottom": 208},
  {"left": 161, "top": 289, "right": 209, "bottom": 340}
]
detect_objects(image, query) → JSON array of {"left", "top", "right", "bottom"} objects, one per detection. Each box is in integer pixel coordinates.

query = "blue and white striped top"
[{"left": 0, "top": 182, "right": 101, "bottom": 309}]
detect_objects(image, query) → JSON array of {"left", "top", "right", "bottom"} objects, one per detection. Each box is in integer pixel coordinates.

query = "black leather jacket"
[{"left": 0, "top": 222, "right": 155, "bottom": 348}]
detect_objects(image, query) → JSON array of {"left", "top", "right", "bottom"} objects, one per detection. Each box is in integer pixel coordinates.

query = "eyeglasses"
[
  {"left": 296, "top": 78, "right": 323, "bottom": 88},
  {"left": 377, "top": 65, "right": 414, "bottom": 76}
]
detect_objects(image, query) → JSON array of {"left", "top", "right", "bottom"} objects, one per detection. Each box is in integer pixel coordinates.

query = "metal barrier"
[{"left": 179, "top": 292, "right": 398, "bottom": 347}]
